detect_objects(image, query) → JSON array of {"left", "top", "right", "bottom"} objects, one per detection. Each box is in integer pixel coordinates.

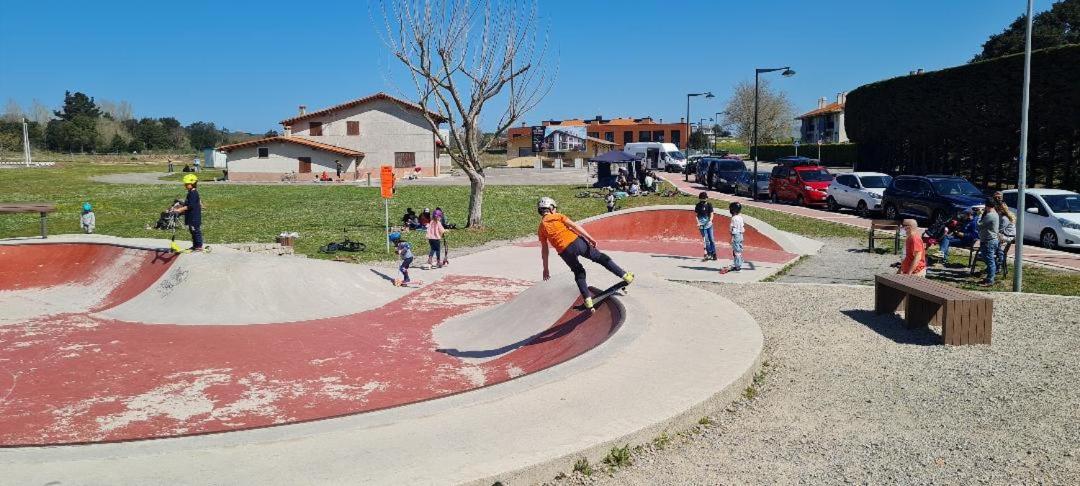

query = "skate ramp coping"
[{"left": 433, "top": 277, "right": 582, "bottom": 362}]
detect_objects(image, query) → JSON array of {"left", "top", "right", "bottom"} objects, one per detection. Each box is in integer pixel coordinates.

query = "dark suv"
[
  {"left": 881, "top": 175, "right": 986, "bottom": 225},
  {"left": 696, "top": 158, "right": 747, "bottom": 193}
]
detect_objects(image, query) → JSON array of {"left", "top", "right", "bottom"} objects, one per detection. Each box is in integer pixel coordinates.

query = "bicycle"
[{"left": 318, "top": 227, "right": 367, "bottom": 254}]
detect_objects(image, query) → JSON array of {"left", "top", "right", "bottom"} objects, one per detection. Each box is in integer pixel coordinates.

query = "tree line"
[{"left": 0, "top": 91, "right": 270, "bottom": 155}]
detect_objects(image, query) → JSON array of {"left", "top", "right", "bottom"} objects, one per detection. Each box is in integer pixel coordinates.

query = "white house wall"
[
  {"left": 226, "top": 142, "right": 357, "bottom": 182},
  {"left": 287, "top": 98, "right": 436, "bottom": 175}
]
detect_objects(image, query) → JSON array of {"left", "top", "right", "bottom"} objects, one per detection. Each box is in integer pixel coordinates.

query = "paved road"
[{"left": 661, "top": 173, "right": 1080, "bottom": 273}]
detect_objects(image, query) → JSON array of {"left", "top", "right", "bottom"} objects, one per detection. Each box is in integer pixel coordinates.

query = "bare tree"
[
  {"left": 30, "top": 99, "right": 53, "bottom": 125},
  {"left": 380, "top": 0, "right": 553, "bottom": 227},
  {"left": 3, "top": 99, "right": 23, "bottom": 122},
  {"left": 721, "top": 79, "right": 796, "bottom": 146}
]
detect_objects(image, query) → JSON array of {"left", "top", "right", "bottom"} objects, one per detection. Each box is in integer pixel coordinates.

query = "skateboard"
[
  {"left": 170, "top": 241, "right": 212, "bottom": 254},
  {"left": 572, "top": 280, "right": 629, "bottom": 311},
  {"left": 393, "top": 279, "right": 424, "bottom": 287}
]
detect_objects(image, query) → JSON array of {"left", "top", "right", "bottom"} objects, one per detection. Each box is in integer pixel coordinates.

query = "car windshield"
[
  {"left": 714, "top": 160, "right": 744, "bottom": 171},
  {"left": 931, "top": 179, "right": 982, "bottom": 196},
  {"left": 798, "top": 169, "right": 832, "bottom": 182},
  {"left": 1042, "top": 194, "right": 1080, "bottom": 213},
  {"left": 666, "top": 151, "right": 686, "bottom": 160},
  {"left": 859, "top": 175, "right": 892, "bottom": 188},
  {"left": 751, "top": 172, "right": 770, "bottom": 181}
]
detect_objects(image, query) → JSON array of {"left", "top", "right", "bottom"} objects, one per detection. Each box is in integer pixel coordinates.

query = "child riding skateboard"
[
  {"left": 536, "top": 197, "right": 633, "bottom": 311},
  {"left": 173, "top": 173, "right": 204, "bottom": 252}
]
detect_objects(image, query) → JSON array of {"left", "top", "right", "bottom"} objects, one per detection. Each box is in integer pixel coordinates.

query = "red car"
[{"left": 769, "top": 164, "right": 834, "bottom": 206}]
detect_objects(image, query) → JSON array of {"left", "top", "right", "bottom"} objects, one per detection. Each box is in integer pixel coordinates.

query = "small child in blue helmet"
[
  {"left": 80, "top": 202, "right": 96, "bottom": 234},
  {"left": 389, "top": 232, "right": 414, "bottom": 286}
]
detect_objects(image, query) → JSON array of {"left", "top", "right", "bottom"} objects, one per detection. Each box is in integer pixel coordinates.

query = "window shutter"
[{"left": 346, "top": 121, "right": 360, "bottom": 136}]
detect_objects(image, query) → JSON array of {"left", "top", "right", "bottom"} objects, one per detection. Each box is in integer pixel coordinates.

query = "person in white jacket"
[{"left": 80, "top": 202, "right": 96, "bottom": 234}]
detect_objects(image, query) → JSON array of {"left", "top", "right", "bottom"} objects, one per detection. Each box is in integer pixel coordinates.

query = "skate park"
[{"left": 0, "top": 205, "right": 818, "bottom": 484}]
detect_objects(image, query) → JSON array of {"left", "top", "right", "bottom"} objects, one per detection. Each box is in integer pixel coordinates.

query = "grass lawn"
[{"left": 2, "top": 163, "right": 1076, "bottom": 296}]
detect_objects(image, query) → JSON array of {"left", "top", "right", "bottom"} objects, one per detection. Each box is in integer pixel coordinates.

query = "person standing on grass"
[
  {"left": 80, "top": 202, "right": 96, "bottom": 234},
  {"left": 537, "top": 197, "right": 634, "bottom": 312},
  {"left": 605, "top": 188, "right": 616, "bottom": 213},
  {"left": 898, "top": 219, "right": 927, "bottom": 276},
  {"left": 978, "top": 200, "right": 1001, "bottom": 286},
  {"left": 694, "top": 192, "right": 716, "bottom": 261},
  {"left": 719, "top": 202, "right": 745, "bottom": 274},
  {"left": 426, "top": 215, "right": 446, "bottom": 268},
  {"left": 174, "top": 173, "right": 204, "bottom": 251}
]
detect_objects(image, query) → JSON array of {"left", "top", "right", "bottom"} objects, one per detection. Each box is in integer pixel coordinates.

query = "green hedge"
[
  {"left": 750, "top": 143, "right": 858, "bottom": 166},
  {"left": 846, "top": 44, "right": 1080, "bottom": 191}
]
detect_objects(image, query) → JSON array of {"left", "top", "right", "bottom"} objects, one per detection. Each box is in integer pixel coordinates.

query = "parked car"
[
  {"left": 625, "top": 142, "right": 687, "bottom": 172},
  {"left": 769, "top": 164, "right": 833, "bottom": 206},
  {"left": 695, "top": 158, "right": 746, "bottom": 192},
  {"left": 880, "top": 174, "right": 986, "bottom": 225},
  {"left": 775, "top": 156, "right": 820, "bottom": 167},
  {"left": 1001, "top": 189, "right": 1080, "bottom": 250},
  {"left": 734, "top": 171, "right": 772, "bottom": 198},
  {"left": 826, "top": 172, "right": 893, "bottom": 217}
]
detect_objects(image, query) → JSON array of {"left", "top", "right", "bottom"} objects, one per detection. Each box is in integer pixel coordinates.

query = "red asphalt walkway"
[{"left": 661, "top": 174, "right": 1080, "bottom": 273}]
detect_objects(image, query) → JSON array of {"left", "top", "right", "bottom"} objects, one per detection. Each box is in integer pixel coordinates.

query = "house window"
[
  {"left": 394, "top": 152, "right": 416, "bottom": 168},
  {"left": 638, "top": 131, "right": 651, "bottom": 142},
  {"left": 257, "top": 147, "right": 269, "bottom": 158},
  {"left": 588, "top": 132, "right": 599, "bottom": 138},
  {"left": 604, "top": 131, "right": 614, "bottom": 142},
  {"left": 653, "top": 130, "right": 665, "bottom": 143},
  {"left": 671, "top": 130, "right": 681, "bottom": 146},
  {"left": 623, "top": 131, "right": 633, "bottom": 144},
  {"left": 309, "top": 121, "right": 323, "bottom": 136},
  {"left": 346, "top": 121, "right": 360, "bottom": 136}
]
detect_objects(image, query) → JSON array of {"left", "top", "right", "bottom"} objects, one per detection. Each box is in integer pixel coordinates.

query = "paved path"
[
  {"left": 661, "top": 173, "right": 1080, "bottom": 273},
  {"left": 92, "top": 167, "right": 592, "bottom": 187}
]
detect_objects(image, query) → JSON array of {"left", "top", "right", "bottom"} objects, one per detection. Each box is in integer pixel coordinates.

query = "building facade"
[
  {"left": 797, "top": 92, "right": 848, "bottom": 144},
  {"left": 219, "top": 92, "right": 445, "bottom": 182},
  {"left": 506, "top": 115, "right": 687, "bottom": 159}
]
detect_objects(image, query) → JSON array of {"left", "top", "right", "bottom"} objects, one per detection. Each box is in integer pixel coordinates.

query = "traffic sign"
[{"left": 380, "top": 166, "right": 394, "bottom": 199}]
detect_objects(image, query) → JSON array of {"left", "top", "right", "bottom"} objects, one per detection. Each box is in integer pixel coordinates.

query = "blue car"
[
  {"left": 696, "top": 158, "right": 747, "bottom": 193},
  {"left": 881, "top": 174, "right": 987, "bottom": 225}
]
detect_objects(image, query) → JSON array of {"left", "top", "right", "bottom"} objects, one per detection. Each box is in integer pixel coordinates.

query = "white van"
[{"left": 623, "top": 142, "right": 687, "bottom": 172}]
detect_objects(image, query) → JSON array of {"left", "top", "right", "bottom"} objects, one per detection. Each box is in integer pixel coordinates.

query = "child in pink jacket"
[{"left": 426, "top": 217, "right": 446, "bottom": 267}]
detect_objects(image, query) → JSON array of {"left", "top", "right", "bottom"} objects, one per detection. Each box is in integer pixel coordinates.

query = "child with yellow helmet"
[{"left": 174, "top": 174, "right": 204, "bottom": 251}]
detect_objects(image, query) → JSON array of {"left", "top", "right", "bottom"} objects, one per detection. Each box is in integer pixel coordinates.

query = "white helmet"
[{"left": 538, "top": 197, "right": 557, "bottom": 211}]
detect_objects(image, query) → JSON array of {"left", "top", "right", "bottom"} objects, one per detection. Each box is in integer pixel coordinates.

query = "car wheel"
[
  {"left": 826, "top": 196, "right": 840, "bottom": 212},
  {"left": 856, "top": 200, "right": 869, "bottom": 218},
  {"left": 884, "top": 204, "right": 899, "bottom": 221},
  {"left": 1041, "top": 229, "right": 1059, "bottom": 249},
  {"left": 770, "top": 192, "right": 779, "bottom": 204},
  {"left": 796, "top": 195, "right": 805, "bottom": 207}
]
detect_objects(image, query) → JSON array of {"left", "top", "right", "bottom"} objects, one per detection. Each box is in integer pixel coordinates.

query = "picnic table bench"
[
  {"left": 0, "top": 203, "right": 57, "bottom": 238},
  {"left": 875, "top": 274, "right": 993, "bottom": 345},
  {"left": 868, "top": 219, "right": 902, "bottom": 254}
]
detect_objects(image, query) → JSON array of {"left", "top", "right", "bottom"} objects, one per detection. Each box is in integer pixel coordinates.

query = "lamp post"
[
  {"left": 1014, "top": 0, "right": 1034, "bottom": 292},
  {"left": 686, "top": 92, "right": 714, "bottom": 154},
  {"left": 752, "top": 67, "right": 795, "bottom": 200}
]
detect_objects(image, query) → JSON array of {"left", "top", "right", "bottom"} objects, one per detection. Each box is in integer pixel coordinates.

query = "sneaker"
[
  {"left": 622, "top": 272, "right": 635, "bottom": 285},
  {"left": 731, "top": 267, "right": 742, "bottom": 272},
  {"left": 584, "top": 297, "right": 595, "bottom": 311},
  {"left": 718, "top": 267, "right": 732, "bottom": 275}
]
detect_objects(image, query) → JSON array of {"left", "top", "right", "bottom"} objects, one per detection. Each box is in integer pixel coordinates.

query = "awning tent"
[{"left": 589, "top": 150, "right": 644, "bottom": 188}]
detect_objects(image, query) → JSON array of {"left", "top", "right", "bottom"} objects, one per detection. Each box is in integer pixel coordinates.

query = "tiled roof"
[
  {"left": 217, "top": 136, "right": 364, "bottom": 157},
  {"left": 797, "top": 102, "right": 844, "bottom": 119},
  {"left": 279, "top": 92, "right": 448, "bottom": 125}
]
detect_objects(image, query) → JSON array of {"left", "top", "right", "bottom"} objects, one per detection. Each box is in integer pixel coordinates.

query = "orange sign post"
[{"left": 380, "top": 166, "right": 394, "bottom": 253}]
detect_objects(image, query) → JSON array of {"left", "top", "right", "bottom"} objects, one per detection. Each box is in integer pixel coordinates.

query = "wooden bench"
[
  {"left": 868, "top": 219, "right": 901, "bottom": 254},
  {"left": 0, "top": 203, "right": 57, "bottom": 238},
  {"left": 875, "top": 274, "right": 993, "bottom": 345}
]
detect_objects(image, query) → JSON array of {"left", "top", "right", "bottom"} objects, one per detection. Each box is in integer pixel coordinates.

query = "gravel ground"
[
  {"left": 776, "top": 237, "right": 898, "bottom": 285},
  {"left": 550, "top": 282, "right": 1080, "bottom": 485}
]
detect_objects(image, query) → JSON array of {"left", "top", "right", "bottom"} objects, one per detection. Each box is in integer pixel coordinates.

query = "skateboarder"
[
  {"left": 536, "top": 197, "right": 633, "bottom": 311},
  {"left": 389, "top": 232, "right": 414, "bottom": 286},
  {"left": 694, "top": 192, "right": 716, "bottom": 260},
  {"left": 174, "top": 173, "right": 204, "bottom": 252}
]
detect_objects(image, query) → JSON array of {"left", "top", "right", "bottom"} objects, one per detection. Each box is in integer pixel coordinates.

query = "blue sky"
[{"left": 0, "top": 0, "right": 1052, "bottom": 133}]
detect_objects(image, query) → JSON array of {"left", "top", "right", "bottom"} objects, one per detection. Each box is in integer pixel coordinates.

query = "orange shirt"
[
  {"left": 538, "top": 213, "right": 579, "bottom": 253},
  {"left": 901, "top": 235, "right": 927, "bottom": 275}
]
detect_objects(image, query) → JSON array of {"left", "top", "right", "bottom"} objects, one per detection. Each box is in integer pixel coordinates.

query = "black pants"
[
  {"left": 559, "top": 237, "right": 625, "bottom": 298},
  {"left": 189, "top": 225, "right": 203, "bottom": 249}
]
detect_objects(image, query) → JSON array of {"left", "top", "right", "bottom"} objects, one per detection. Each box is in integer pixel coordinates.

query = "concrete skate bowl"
[
  {"left": 0, "top": 243, "right": 622, "bottom": 447},
  {"left": 525, "top": 206, "right": 799, "bottom": 264}
]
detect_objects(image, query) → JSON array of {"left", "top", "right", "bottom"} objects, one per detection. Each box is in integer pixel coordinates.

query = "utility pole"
[
  {"left": 22, "top": 117, "right": 32, "bottom": 166},
  {"left": 1013, "top": 0, "right": 1034, "bottom": 292},
  {"left": 752, "top": 67, "right": 795, "bottom": 200}
]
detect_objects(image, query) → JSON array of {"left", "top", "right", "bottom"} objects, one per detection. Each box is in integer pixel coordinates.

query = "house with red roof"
[
  {"left": 796, "top": 92, "right": 848, "bottom": 144},
  {"left": 218, "top": 92, "right": 446, "bottom": 182}
]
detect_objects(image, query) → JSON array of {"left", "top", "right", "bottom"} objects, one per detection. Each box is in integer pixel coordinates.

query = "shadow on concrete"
[
  {"left": 436, "top": 309, "right": 593, "bottom": 359},
  {"left": 840, "top": 309, "right": 940, "bottom": 346},
  {"left": 369, "top": 269, "right": 396, "bottom": 282}
]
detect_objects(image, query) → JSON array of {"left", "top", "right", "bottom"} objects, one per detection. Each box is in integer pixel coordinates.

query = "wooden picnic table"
[{"left": 0, "top": 203, "right": 57, "bottom": 238}]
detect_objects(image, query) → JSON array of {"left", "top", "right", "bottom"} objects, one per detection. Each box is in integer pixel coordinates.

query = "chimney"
[
  {"left": 818, "top": 97, "right": 827, "bottom": 109},
  {"left": 298, "top": 105, "right": 307, "bottom": 115},
  {"left": 836, "top": 92, "right": 847, "bottom": 105}
]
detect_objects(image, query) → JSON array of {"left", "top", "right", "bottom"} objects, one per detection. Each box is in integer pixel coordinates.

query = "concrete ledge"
[{"left": 0, "top": 274, "right": 762, "bottom": 485}]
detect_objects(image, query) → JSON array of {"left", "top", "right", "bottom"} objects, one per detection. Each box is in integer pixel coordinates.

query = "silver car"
[{"left": 734, "top": 171, "right": 771, "bottom": 198}]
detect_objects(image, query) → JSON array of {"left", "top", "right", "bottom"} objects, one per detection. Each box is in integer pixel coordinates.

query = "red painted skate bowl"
[
  {"left": 0, "top": 244, "right": 622, "bottom": 446},
  {"left": 522, "top": 208, "right": 796, "bottom": 263}
]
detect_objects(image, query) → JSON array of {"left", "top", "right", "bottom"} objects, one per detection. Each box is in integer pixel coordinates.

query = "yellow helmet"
[{"left": 182, "top": 174, "right": 198, "bottom": 185}]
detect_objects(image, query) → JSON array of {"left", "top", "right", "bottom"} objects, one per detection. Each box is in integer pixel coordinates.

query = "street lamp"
[
  {"left": 686, "top": 91, "right": 715, "bottom": 154},
  {"left": 751, "top": 67, "right": 795, "bottom": 200}
]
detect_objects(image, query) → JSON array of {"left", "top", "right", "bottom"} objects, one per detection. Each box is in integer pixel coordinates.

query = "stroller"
[{"left": 152, "top": 199, "right": 184, "bottom": 231}]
